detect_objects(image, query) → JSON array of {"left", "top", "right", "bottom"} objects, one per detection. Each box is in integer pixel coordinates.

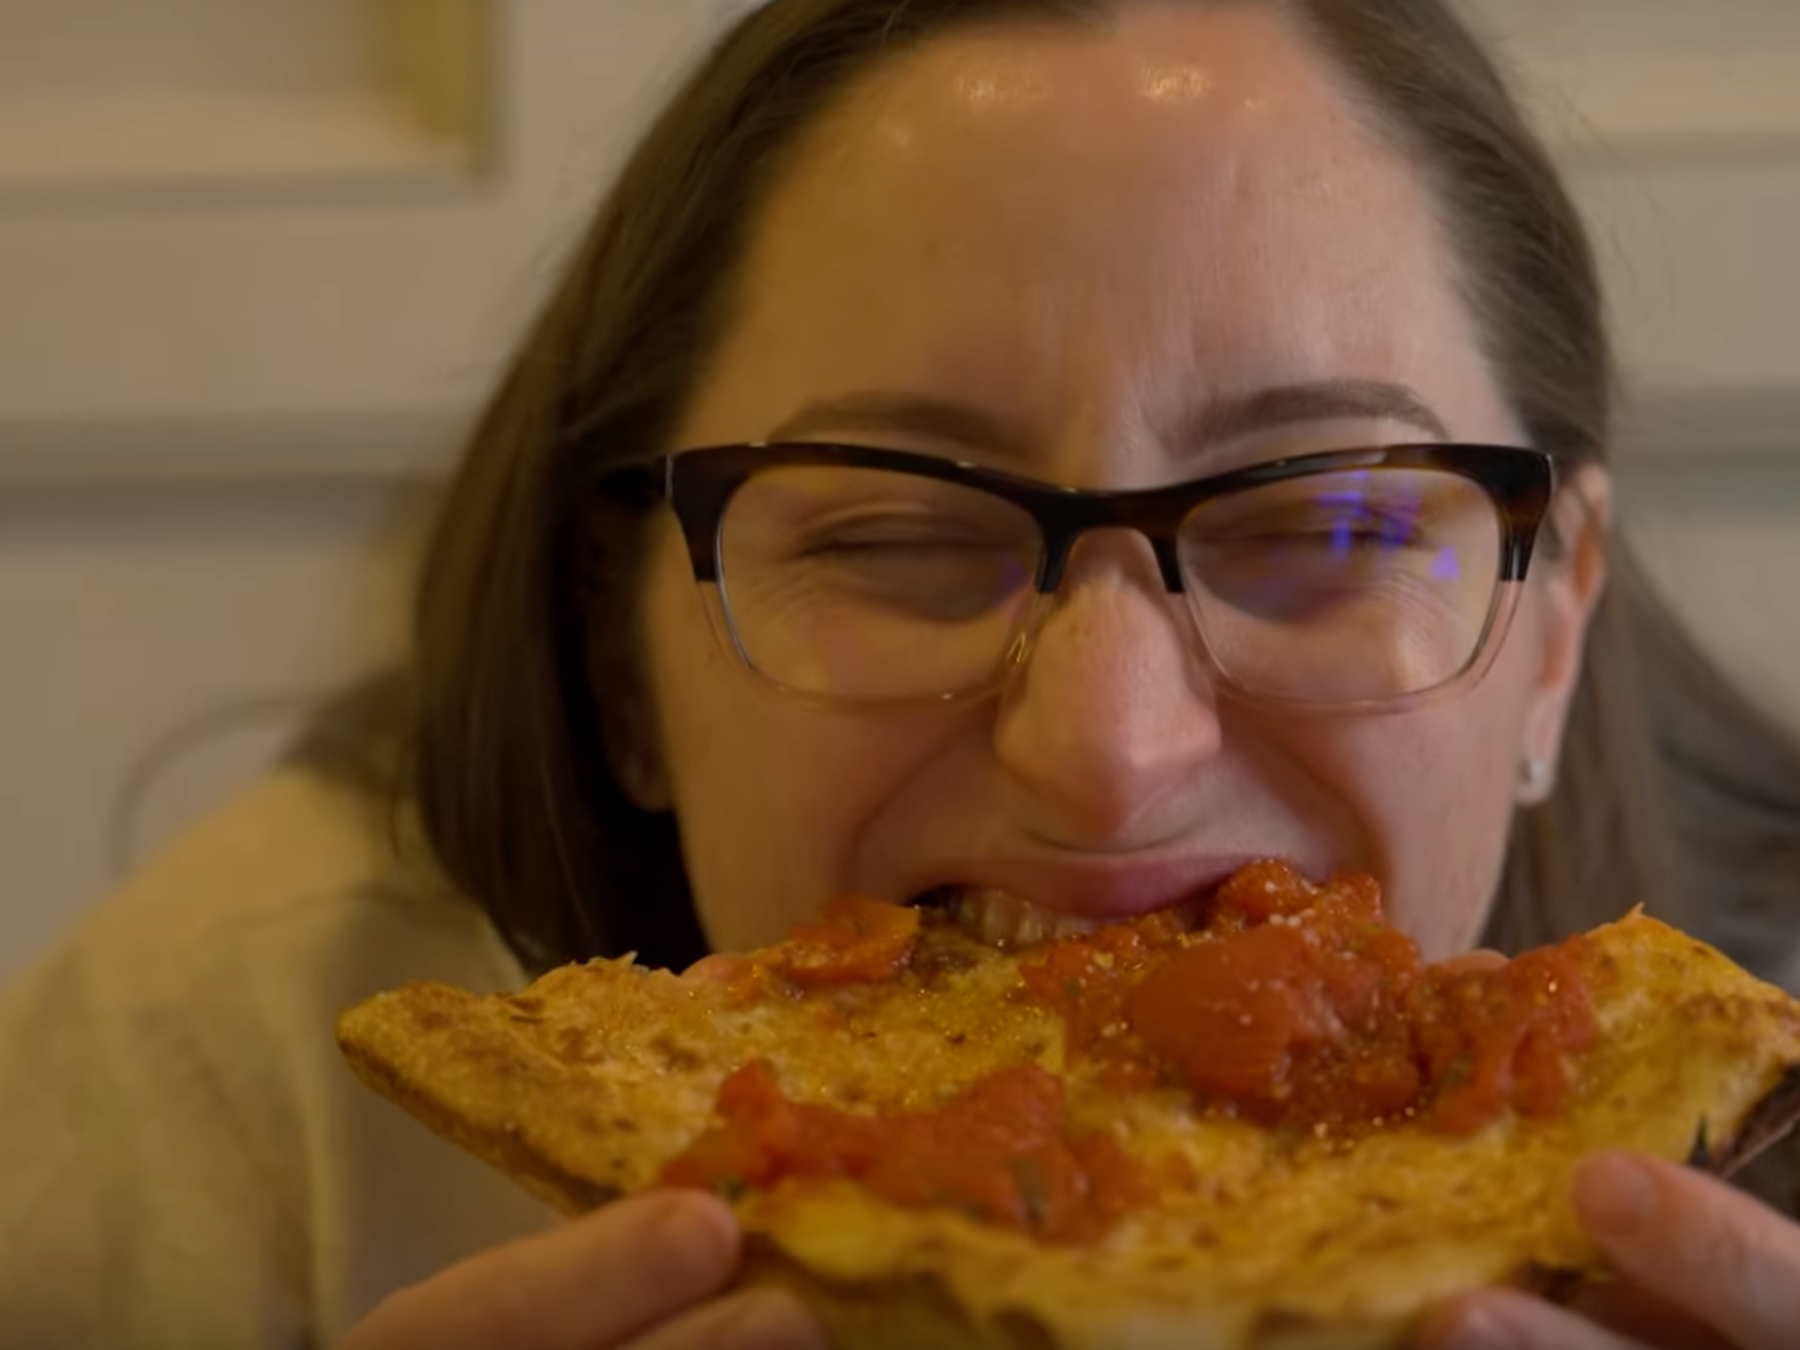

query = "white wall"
[
  {"left": 0, "top": 0, "right": 723, "bottom": 981},
  {"left": 0, "top": 481, "right": 423, "bottom": 980},
  {"left": 1623, "top": 463, "right": 1800, "bottom": 733}
]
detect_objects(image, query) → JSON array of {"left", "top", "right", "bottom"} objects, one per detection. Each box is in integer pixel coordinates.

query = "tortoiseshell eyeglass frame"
[{"left": 601, "top": 441, "right": 1557, "bottom": 713}]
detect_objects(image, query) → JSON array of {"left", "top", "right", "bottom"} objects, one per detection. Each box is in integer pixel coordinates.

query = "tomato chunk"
[
  {"left": 660, "top": 1062, "right": 1145, "bottom": 1244},
  {"left": 758, "top": 896, "right": 921, "bottom": 987},
  {"left": 1024, "top": 863, "right": 1597, "bottom": 1136},
  {"left": 1126, "top": 925, "right": 1339, "bottom": 1103}
]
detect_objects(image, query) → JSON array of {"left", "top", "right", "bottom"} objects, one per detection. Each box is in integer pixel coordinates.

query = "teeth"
[
  {"left": 943, "top": 888, "right": 1111, "bottom": 948},
  {"left": 917, "top": 885, "right": 1213, "bottom": 948}
]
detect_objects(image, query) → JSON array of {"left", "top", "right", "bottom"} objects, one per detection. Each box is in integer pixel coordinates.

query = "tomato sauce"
[
  {"left": 667, "top": 863, "right": 1597, "bottom": 1243},
  {"left": 1015, "top": 908, "right": 1188, "bottom": 1091},
  {"left": 1414, "top": 943, "right": 1596, "bottom": 1135},
  {"left": 755, "top": 895, "right": 921, "bottom": 988},
  {"left": 1024, "top": 860, "right": 1597, "bottom": 1135},
  {"left": 659, "top": 1061, "right": 1145, "bottom": 1244}
]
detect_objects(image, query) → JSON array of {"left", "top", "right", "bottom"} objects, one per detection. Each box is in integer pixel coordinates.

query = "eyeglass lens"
[{"left": 713, "top": 463, "right": 1504, "bottom": 704}]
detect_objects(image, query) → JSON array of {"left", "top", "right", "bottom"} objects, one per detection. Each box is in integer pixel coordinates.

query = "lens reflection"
[
  {"left": 711, "top": 461, "right": 1505, "bottom": 705},
  {"left": 1179, "top": 468, "right": 1502, "bottom": 702}
]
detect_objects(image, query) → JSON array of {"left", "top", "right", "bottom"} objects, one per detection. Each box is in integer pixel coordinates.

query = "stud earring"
[{"left": 1519, "top": 757, "right": 1552, "bottom": 799}]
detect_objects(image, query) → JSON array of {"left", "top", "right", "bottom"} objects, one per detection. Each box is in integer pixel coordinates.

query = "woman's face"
[{"left": 624, "top": 5, "right": 1607, "bottom": 959}]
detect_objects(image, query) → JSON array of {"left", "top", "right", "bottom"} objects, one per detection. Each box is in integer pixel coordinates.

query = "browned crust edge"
[
  {"left": 336, "top": 989, "right": 620, "bottom": 1217},
  {"left": 734, "top": 1239, "right": 1410, "bottom": 1350},
  {"left": 337, "top": 983, "right": 1800, "bottom": 1349},
  {"left": 735, "top": 1237, "right": 1043, "bottom": 1350},
  {"left": 1688, "top": 1063, "right": 1800, "bottom": 1177},
  {"left": 1524, "top": 1066, "right": 1800, "bottom": 1311}
]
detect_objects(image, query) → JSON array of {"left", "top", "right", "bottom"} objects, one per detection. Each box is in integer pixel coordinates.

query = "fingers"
[
  {"left": 1419, "top": 1289, "right": 1649, "bottom": 1350},
  {"left": 1420, "top": 1282, "right": 1736, "bottom": 1350},
  {"left": 339, "top": 1189, "right": 742, "bottom": 1350},
  {"left": 632, "top": 1288, "right": 828, "bottom": 1350},
  {"left": 1569, "top": 1151, "right": 1800, "bottom": 1350},
  {"left": 1561, "top": 1277, "right": 1737, "bottom": 1350},
  {"left": 1423, "top": 1152, "right": 1800, "bottom": 1350}
]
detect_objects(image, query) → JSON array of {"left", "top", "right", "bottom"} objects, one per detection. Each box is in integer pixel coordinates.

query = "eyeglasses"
[{"left": 619, "top": 441, "right": 1555, "bottom": 712}]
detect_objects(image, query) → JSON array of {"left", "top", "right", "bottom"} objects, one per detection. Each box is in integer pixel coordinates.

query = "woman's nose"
[{"left": 992, "top": 531, "right": 1224, "bottom": 847}]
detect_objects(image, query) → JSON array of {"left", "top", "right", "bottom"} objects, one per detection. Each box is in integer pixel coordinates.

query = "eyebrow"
[{"left": 765, "top": 379, "right": 1454, "bottom": 460}]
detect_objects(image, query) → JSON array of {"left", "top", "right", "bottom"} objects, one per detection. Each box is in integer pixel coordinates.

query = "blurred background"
[{"left": 3, "top": 0, "right": 1799, "bottom": 983}]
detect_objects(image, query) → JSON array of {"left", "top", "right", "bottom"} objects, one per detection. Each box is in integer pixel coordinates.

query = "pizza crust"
[{"left": 336, "top": 912, "right": 1800, "bottom": 1350}]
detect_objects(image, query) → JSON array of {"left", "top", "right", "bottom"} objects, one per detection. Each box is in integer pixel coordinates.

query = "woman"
[{"left": 5, "top": 0, "right": 1800, "bottom": 1347}]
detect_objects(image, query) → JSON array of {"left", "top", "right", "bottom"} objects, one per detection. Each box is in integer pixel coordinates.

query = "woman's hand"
[
  {"left": 337, "top": 1189, "right": 826, "bottom": 1350},
  {"left": 1422, "top": 1151, "right": 1800, "bottom": 1349}
]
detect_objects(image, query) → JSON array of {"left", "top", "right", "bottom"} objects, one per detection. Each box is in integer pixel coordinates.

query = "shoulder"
[
  {"left": 0, "top": 761, "right": 533, "bottom": 1176},
  {"left": 0, "top": 768, "right": 548, "bottom": 1345},
  {"left": 39, "top": 766, "right": 525, "bottom": 999}
]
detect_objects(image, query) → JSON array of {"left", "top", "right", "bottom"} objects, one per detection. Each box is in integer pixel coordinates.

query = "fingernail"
[
  {"left": 726, "top": 1289, "right": 828, "bottom": 1350},
  {"left": 1437, "top": 1305, "right": 1525, "bottom": 1350},
  {"left": 646, "top": 1191, "right": 737, "bottom": 1276},
  {"left": 1574, "top": 1152, "right": 1659, "bottom": 1236}
]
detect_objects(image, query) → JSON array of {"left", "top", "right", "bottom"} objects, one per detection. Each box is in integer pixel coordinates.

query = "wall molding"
[
  {"left": 2, "top": 3, "right": 1796, "bottom": 484},
  {"left": 1463, "top": 0, "right": 1800, "bottom": 165},
  {"left": 0, "top": 0, "right": 490, "bottom": 201},
  {"left": 0, "top": 408, "right": 468, "bottom": 486},
  {"left": 0, "top": 385, "right": 1790, "bottom": 490},
  {"left": 1618, "top": 386, "right": 1800, "bottom": 463}
]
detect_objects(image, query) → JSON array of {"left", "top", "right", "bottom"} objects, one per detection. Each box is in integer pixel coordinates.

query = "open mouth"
[{"left": 907, "top": 884, "right": 1213, "bottom": 948}]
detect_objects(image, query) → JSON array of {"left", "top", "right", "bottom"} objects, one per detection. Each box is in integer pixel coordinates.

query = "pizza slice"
[{"left": 336, "top": 863, "right": 1800, "bottom": 1350}]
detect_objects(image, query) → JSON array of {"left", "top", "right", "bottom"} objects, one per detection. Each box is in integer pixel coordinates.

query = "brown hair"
[{"left": 296, "top": 0, "right": 1800, "bottom": 993}]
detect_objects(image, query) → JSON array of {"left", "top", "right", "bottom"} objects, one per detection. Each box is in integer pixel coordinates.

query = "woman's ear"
[
  {"left": 599, "top": 665, "right": 673, "bottom": 812},
  {"left": 583, "top": 503, "right": 674, "bottom": 814},
  {"left": 1517, "top": 464, "right": 1613, "bottom": 806}
]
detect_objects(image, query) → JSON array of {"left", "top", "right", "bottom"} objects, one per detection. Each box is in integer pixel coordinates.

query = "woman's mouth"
[
  {"left": 900, "top": 853, "right": 1287, "bottom": 947},
  {"left": 909, "top": 883, "right": 1214, "bottom": 948}
]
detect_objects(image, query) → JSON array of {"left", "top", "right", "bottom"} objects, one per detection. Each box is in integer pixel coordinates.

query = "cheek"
[
  {"left": 1290, "top": 590, "right": 1548, "bottom": 960},
  {"left": 636, "top": 524, "right": 955, "bottom": 951}
]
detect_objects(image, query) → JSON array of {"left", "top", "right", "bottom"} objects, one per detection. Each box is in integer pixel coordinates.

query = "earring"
[
  {"left": 614, "top": 748, "right": 673, "bottom": 813},
  {"left": 1519, "top": 757, "right": 1552, "bottom": 799}
]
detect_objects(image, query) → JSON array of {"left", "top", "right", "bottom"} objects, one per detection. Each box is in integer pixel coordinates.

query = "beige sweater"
[{"left": 0, "top": 770, "right": 554, "bottom": 1349}]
